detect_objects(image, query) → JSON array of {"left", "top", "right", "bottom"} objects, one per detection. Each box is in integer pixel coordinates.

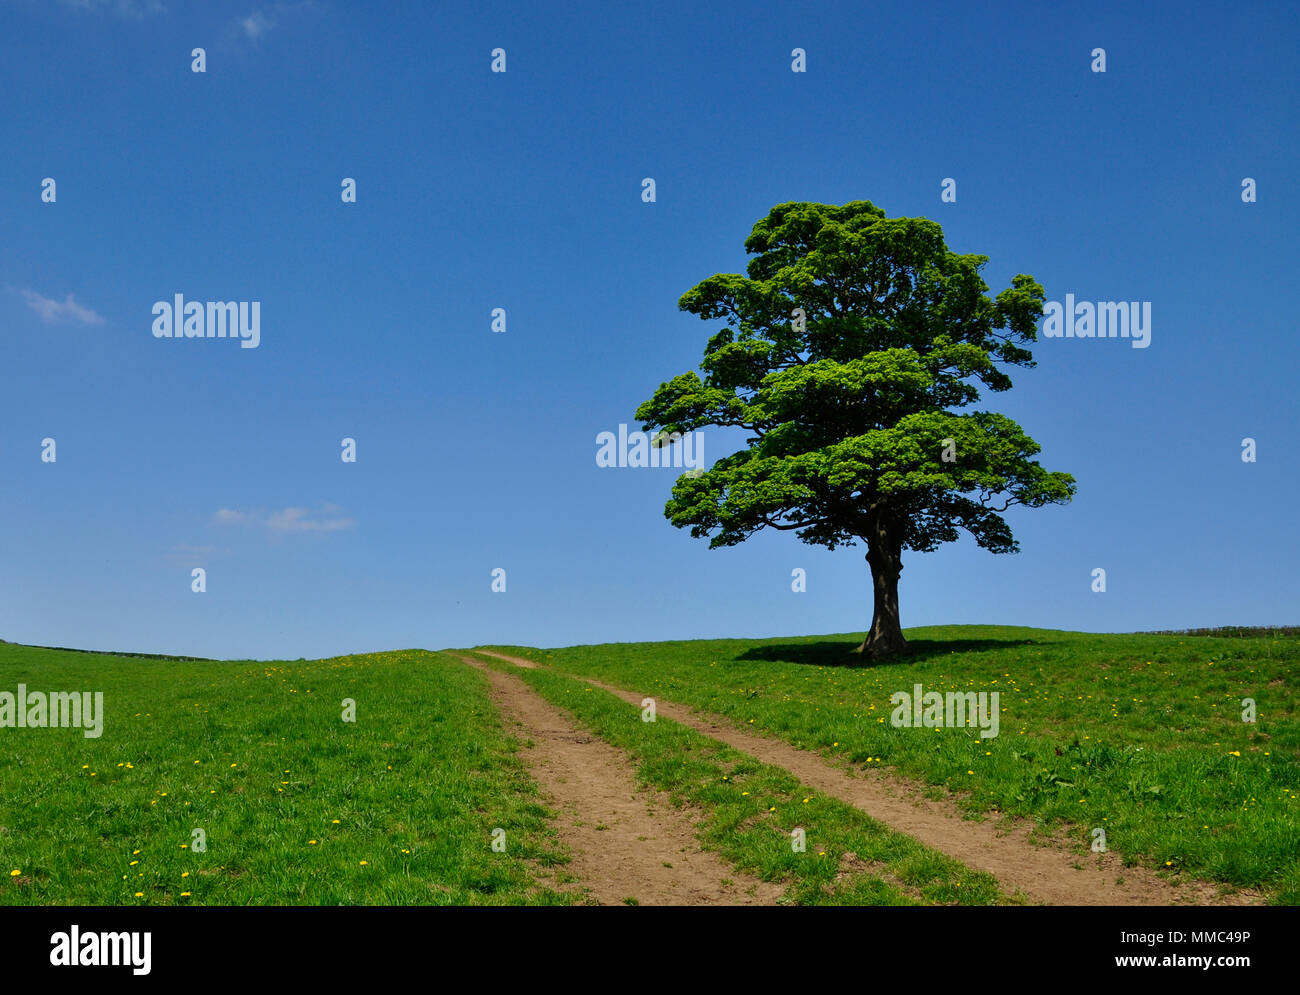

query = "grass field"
[
  {"left": 0, "top": 645, "right": 576, "bottom": 905},
  {"left": 482, "top": 625, "right": 1300, "bottom": 904},
  {"left": 2, "top": 625, "right": 1296, "bottom": 905}
]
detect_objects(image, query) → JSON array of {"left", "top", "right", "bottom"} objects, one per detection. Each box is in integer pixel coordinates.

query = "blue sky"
[{"left": 1, "top": 0, "right": 1296, "bottom": 659}]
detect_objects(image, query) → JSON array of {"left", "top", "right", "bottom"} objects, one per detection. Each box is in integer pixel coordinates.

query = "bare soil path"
[
  {"left": 453, "top": 654, "right": 785, "bottom": 906},
  {"left": 471, "top": 649, "right": 1262, "bottom": 907}
]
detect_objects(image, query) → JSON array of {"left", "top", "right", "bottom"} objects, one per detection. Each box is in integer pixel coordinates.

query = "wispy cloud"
[
  {"left": 240, "top": 9, "right": 274, "bottom": 39},
  {"left": 214, "top": 505, "right": 354, "bottom": 534},
  {"left": 266, "top": 507, "right": 354, "bottom": 533},
  {"left": 58, "top": 0, "right": 165, "bottom": 16},
  {"left": 19, "top": 289, "right": 105, "bottom": 325},
  {"left": 236, "top": 2, "right": 315, "bottom": 42},
  {"left": 164, "top": 543, "right": 228, "bottom": 567}
]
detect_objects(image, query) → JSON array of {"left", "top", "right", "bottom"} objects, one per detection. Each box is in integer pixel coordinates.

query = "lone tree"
[{"left": 636, "top": 201, "right": 1075, "bottom": 657}]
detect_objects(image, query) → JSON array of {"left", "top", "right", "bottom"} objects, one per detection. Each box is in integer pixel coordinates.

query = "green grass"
[
  {"left": 8, "top": 625, "right": 1296, "bottom": 906},
  {"left": 0, "top": 645, "right": 577, "bottom": 905},
  {"left": 469, "top": 651, "right": 1010, "bottom": 905},
  {"left": 478, "top": 624, "right": 1300, "bottom": 904}
]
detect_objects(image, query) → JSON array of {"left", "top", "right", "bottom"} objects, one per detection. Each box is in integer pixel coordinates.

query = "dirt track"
[
  {"left": 471, "top": 649, "right": 1262, "bottom": 907},
  {"left": 456, "top": 654, "right": 785, "bottom": 906}
]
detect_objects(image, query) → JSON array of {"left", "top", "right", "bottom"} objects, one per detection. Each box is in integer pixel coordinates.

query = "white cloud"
[
  {"left": 234, "top": 2, "right": 316, "bottom": 43},
  {"left": 164, "top": 543, "right": 227, "bottom": 566},
  {"left": 58, "top": 0, "right": 165, "bottom": 16},
  {"left": 214, "top": 506, "right": 354, "bottom": 534},
  {"left": 266, "top": 507, "right": 354, "bottom": 533},
  {"left": 241, "top": 9, "right": 274, "bottom": 39},
  {"left": 19, "top": 289, "right": 105, "bottom": 325}
]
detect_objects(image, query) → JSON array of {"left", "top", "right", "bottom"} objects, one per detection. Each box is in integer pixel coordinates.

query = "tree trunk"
[{"left": 853, "top": 523, "right": 910, "bottom": 658}]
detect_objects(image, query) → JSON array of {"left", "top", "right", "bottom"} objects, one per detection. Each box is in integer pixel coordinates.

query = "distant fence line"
[
  {"left": 0, "top": 639, "right": 213, "bottom": 662},
  {"left": 1137, "top": 626, "right": 1299, "bottom": 639}
]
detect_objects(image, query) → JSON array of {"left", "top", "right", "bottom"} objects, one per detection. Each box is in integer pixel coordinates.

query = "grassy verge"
[
  {"left": 470, "top": 651, "right": 1011, "bottom": 905},
  {"left": 479, "top": 625, "right": 1300, "bottom": 904},
  {"left": 0, "top": 645, "right": 576, "bottom": 905}
]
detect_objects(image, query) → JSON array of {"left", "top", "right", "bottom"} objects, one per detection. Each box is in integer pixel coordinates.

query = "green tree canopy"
[{"left": 636, "top": 200, "right": 1076, "bottom": 656}]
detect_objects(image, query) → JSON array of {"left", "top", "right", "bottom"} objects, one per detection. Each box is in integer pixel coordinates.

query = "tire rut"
[
  {"left": 470, "top": 649, "right": 1262, "bottom": 907},
  {"left": 453, "top": 654, "right": 785, "bottom": 907}
]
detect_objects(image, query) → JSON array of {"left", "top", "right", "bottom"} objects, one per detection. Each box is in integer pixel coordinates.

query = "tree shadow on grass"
[{"left": 737, "top": 637, "right": 1036, "bottom": 669}]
